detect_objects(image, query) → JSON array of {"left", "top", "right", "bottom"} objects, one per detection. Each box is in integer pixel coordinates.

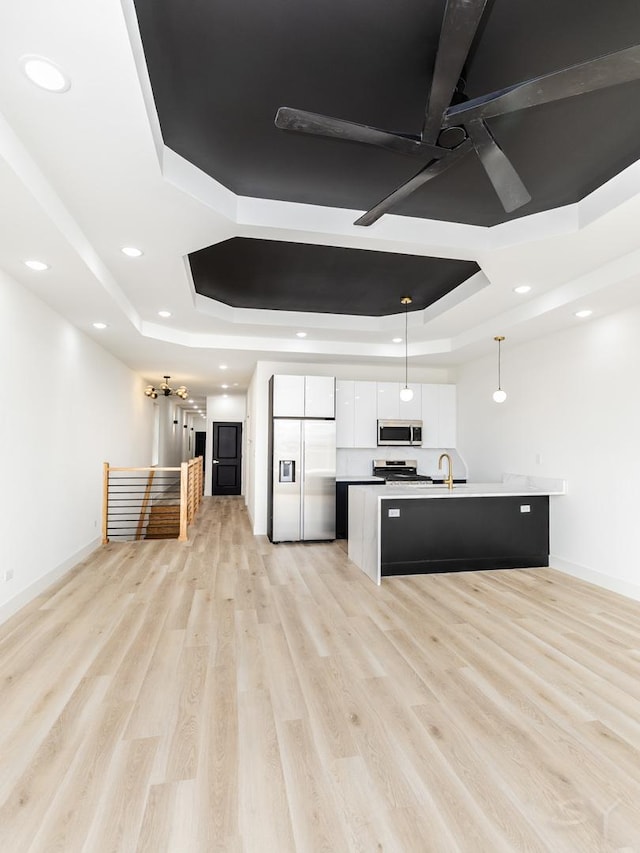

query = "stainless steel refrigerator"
[{"left": 268, "top": 418, "right": 336, "bottom": 542}]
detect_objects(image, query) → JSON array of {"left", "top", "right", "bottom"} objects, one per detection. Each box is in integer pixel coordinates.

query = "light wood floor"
[{"left": 2, "top": 497, "right": 640, "bottom": 852}]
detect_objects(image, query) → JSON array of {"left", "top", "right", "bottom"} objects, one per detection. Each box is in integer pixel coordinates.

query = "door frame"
[{"left": 211, "top": 420, "right": 243, "bottom": 496}]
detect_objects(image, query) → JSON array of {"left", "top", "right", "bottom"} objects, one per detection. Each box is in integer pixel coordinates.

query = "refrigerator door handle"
[{"left": 278, "top": 459, "right": 295, "bottom": 483}]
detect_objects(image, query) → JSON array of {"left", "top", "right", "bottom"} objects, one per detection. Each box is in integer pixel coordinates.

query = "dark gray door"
[{"left": 212, "top": 422, "right": 242, "bottom": 495}]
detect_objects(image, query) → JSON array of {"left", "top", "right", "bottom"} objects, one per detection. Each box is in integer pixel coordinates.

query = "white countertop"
[
  {"left": 349, "top": 481, "right": 566, "bottom": 499},
  {"left": 336, "top": 475, "right": 385, "bottom": 483}
]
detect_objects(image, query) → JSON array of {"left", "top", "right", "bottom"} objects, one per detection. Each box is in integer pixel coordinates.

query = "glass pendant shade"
[
  {"left": 492, "top": 388, "right": 507, "bottom": 403},
  {"left": 400, "top": 386, "right": 414, "bottom": 402}
]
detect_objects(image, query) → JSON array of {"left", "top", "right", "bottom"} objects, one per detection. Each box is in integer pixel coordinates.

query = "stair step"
[{"left": 145, "top": 503, "right": 180, "bottom": 539}]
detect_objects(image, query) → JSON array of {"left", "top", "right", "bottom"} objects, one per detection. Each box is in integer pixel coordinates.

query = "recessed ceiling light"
[
  {"left": 121, "top": 246, "right": 143, "bottom": 258},
  {"left": 223, "top": 394, "right": 228, "bottom": 398},
  {"left": 157, "top": 310, "right": 171, "bottom": 318},
  {"left": 24, "top": 260, "right": 49, "bottom": 271},
  {"left": 575, "top": 309, "right": 593, "bottom": 319},
  {"left": 513, "top": 285, "right": 531, "bottom": 294},
  {"left": 21, "top": 56, "right": 70, "bottom": 93},
  {"left": 392, "top": 337, "right": 402, "bottom": 343},
  {"left": 188, "top": 399, "right": 194, "bottom": 403},
  {"left": 296, "top": 331, "right": 307, "bottom": 338},
  {"left": 219, "top": 364, "right": 228, "bottom": 370},
  {"left": 92, "top": 322, "right": 108, "bottom": 330},
  {"left": 221, "top": 384, "right": 229, "bottom": 389}
]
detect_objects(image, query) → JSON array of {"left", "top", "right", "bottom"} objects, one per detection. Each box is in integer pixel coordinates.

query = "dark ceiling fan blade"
[
  {"left": 354, "top": 140, "right": 473, "bottom": 226},
  {"left": 467, "top": 120, "right": 531, "bottom": 212},
  {"left": 422, "top": 0, "right": 488, "bottom": 143},
  {"left": 444, "top": 43, "right": 640, "bottom": 126},
  {"left": 275, "top": 107, "right": 446, "bottom": 158}
]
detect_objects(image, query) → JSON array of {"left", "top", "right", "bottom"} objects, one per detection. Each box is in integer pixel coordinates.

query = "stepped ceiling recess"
[{"left": 3, "top": 0, "right": 640, "bottom": 400}]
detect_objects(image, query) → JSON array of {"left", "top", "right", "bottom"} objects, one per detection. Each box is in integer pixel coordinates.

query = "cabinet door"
[
  {"left": 438, "top": 384, "right": 457, "bottom": 446},
  {"left": 420, "top": 384, "right": 440, "bottom": 447},
  {"left": 272, "top": 375, "right": 305, "bottom": 417},
  {"left": 398, "top": 383, "right": 422, "bottom": 419},
  {"left": 376, "top": 382, "right": 400, "bottom": 419},
  {"left": 335, "top": 380, "right": 355, "bottom": 447},
  {"left": 353, "top": 381, "right": 378, "bottom": 447},
  {"left": 305, "top": 375, "right": 335, "bottom": 418}
]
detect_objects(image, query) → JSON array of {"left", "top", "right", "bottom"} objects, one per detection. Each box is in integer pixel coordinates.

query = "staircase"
[{"left": 144, "top": 504, "right": 181, "bottom": 539}]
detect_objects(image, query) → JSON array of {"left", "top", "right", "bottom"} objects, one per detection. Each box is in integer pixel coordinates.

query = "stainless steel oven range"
[{"left": 372, "top": 459, "right": 432, "bottom": 483}]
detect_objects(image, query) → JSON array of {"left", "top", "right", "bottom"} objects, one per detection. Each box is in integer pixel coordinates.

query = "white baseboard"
[
  {"left": 0, "top": 537, "right": 101, "bottom": 626},
  {"left": 550, "top": 554, "right": 640, "bottom": 602}
]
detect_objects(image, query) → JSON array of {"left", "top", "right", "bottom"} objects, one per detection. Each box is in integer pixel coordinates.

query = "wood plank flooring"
[{"left": 2, "top": 496, "right": 640, "bottom": 851}]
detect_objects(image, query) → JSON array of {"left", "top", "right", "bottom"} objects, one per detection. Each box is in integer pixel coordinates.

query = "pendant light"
[
  {"left": 492, "top": 336, "right": 507, "bottom": 403},
  {"left": 399, "top": 296, "right": 414, "bottom": 402}
]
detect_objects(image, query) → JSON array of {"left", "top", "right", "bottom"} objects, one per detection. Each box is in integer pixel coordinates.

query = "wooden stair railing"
[{"left": 102, "top": 457, "right": 203, "bottom": 543}]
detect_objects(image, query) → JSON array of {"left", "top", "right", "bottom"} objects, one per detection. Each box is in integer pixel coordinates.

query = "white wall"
[
  {"left": 245, "top": 359, "right": 454, "bottom": 535},
  {"left": 204, "top": 393, "right": 247, "bottom": 496},
  {"left": 0, "top": 270, "right": 154, "bottom": 621},
  {"left": 456, "top": 305, "right": 640, "bottom": 599}
]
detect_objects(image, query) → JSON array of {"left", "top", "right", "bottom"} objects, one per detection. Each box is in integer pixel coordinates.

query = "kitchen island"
[{"left": 348, "top": 475, "right": 566, "bottom": 584}]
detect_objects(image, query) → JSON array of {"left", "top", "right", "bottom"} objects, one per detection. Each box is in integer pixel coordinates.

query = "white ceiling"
[{"left": 2, "top": 0, "right": 640, "bottom": 407}]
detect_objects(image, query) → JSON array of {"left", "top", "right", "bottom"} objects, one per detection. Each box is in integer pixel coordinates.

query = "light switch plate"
[{"left": 520, "top": 505, "right": 531, "bottom": 513}]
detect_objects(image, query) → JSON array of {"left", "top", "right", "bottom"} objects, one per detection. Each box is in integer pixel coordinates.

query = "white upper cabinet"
[
  {"left": 272, "top": 374, "right": 305, "bottom": 417},
  {"left": 376, "top": 382, "right": 421, "bottom": 420},
  {"left": 304, "top": 375, "right": 335, "bottom": 418},
  {"left": 420, "top": 384, "right": 440, "bottom": 447},
  {"left": 353, "top": 381, "right": 378, "bottom": 447},
  {"left": 331, "top": 378, "right": 457, "bottom": 449},
  {"left": 376, "top": 382, "right": 400, "bottom": 419},
  {"left": 421, "top": 383, "right": 457, "bottom": 447},
  {"left": 271, "top": 374, "right": 335, "bottom": 418},
  {"left": 437, "top": 384, "right": 457, "bottom": 446},
  {"left": 398, "top": 383, "right": 422, "bottom": 420},
  {"left": 336, "top": 381, "right": 377, "bottom": 447},
  {"left": 335, "top": 380, "right": 354, "bottom": 447}
]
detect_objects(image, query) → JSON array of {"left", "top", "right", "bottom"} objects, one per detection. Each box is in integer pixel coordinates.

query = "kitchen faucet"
[{"left": 438, "top": 452, "right": 454, "bottom": 490}]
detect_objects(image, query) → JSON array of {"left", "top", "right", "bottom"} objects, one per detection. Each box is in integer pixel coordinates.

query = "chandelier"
[{"left": 144, "top": 375, "right": 188, "bottom": 400}]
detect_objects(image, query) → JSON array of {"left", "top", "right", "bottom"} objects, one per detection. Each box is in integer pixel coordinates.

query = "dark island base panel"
[
  {"left": 382, "top": 554, "right": 549, "bottom": 576},
  {"left": 380, "top": 495, "right": 549, "bottom": 577}
]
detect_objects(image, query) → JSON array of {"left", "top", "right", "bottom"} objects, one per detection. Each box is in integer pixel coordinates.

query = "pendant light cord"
[
  {"left": 404, "top": 302, "right": 408, "bottom": 388},
  {"left": 497, "top": 338, "right": 501, "bottom": 390}
]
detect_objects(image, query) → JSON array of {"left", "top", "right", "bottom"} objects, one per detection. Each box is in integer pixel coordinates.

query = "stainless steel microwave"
[{"left": 377, "top": 419, "right": 423, "bottom": 446}]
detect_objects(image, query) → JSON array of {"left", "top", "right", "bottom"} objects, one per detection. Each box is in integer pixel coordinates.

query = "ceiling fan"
[{"left": 275, "top": 0, "right": 640, "bottom": 226}]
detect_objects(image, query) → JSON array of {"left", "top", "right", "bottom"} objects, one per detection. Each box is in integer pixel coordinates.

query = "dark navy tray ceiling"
[
  {"left": 189, "top": 239, "right": 479, "bottom": 316},
  {"left": 134, "top": 0, "right": 640, "bottom": 227}
]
